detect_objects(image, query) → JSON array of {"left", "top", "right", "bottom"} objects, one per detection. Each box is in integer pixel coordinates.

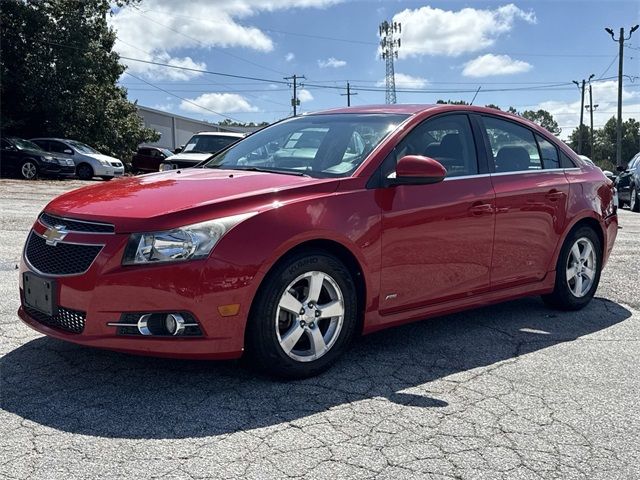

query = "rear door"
[
  {"left": 479, "top": 115, "right": 570, "bottom": 289},
  {"left": 379, "top": 113, "right": 495, "bottom": 313}
]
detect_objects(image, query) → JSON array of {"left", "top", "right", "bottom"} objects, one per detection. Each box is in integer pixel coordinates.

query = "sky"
[{"left": 111, "top": 0, "right": 640, "bottom": 139}]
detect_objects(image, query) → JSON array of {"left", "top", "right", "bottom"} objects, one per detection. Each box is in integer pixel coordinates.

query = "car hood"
[
  {"left": 85, "top": 153, "right": 122, "bottom": 163},
  {"left": 165, "top": 152, "right": 212, "bottom": 163},
  {"left": 44, "top": 168, "right": 338, "bottom": 233}
]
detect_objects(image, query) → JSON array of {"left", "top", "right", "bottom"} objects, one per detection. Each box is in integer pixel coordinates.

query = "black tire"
[
  {"left": 630, "top": 185, "right": 639, "bottom": 212},
  {"left": 245, "top": 250, "right": 358, "bottom": 379},
  {"left": 77, "top": 163, "right": 94, "bottom": 180},
  {"left": 541, "top": 226, "right": 602, "bottom": 310},
  {"left": 20, "top": 160, "right": 38, "bottom": 180},
  {"left": 100, "top": 176, "right": 113, "bottom": 181}
]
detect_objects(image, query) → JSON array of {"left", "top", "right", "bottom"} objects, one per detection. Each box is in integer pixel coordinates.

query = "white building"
[{"left": 136, "top": 106, "right": 258, "bottom": 150}]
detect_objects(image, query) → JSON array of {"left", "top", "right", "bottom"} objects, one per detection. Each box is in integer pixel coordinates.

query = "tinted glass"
[
  {"left": 483, "top": 117, "right": 541, "bottom": 172},
  {"left": 559, "top": 151, "right": 576, "bottom": 168},
  {"left": 204, "top": 114, "right": 408, "bottom": 178},
  {"left": 536, "top": 134, "right": 560, "bottom": 169},
  {"left": 32, "top": 140, "right": 50, "bottom": 151},
  {"left": 68, "top": 141, "right": 98, "bottom": 154},
  {"left": 49, "top": 141, "right": 69, "bottom": 154},
  {"left": 13, "top": 138, "right": 43, "bottom": 151}
]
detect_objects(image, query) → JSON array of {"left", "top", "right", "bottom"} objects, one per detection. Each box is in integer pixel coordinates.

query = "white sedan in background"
[{"left": 30, "top": 138, "right": 125, "bottom": 181}]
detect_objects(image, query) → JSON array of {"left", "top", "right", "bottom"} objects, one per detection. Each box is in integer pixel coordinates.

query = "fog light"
[{"left": 164, "top": 313, "right": 185, "bottom": 336}]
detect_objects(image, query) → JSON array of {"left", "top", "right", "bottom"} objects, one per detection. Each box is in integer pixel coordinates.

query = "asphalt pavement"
[{"left": 0, "top": 178, "right": 639, "bottom": 480}]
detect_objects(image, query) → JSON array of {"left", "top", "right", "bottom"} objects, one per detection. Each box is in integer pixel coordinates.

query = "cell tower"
[{"left": 379, "top": 20, "right": 401, "bottom": 104}]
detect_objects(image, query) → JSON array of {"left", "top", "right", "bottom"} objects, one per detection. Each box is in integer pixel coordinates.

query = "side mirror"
[
  {"left": 388, "top": 155, "right": 447, "bottom": 186},
  {"left": 616, "top": 165, "right": 626, "bottom": 172},
  {"left": 174, "top": 145, "right": 184, "bottom": 154},
  {"left": 63, "top": 149, "right": 74, "bottom": 155}
]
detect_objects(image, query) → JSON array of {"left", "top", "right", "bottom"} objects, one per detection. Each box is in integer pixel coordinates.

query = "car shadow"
[{"left": 0, "top": 296, "right": 631, "bottom": 439}]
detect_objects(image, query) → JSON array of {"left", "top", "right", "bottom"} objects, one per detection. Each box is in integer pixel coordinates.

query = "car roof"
[
  {"left": 193, "top": 131, "right": 245, "bottom": 137},
  {"left": 30, "top": 137, "right": 75, "bottom": 143},
  {"left": 309, "top": 104, "right": 530, "bottom": 118}
]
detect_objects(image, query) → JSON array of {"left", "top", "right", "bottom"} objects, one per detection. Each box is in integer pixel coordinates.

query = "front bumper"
[
  {"left": 18, "top": 219, "right": 252, "bottom": 359},
  {"left": 41, "top": 164, "right": 76, "bottom": 177},
  {"left": 93, "top": 164, "right": 125, "bottom": 177}
]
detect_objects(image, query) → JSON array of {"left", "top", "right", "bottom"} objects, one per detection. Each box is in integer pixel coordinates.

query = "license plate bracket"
[{"left": 24, "top": 272, "right": 56, "bottom": 316}]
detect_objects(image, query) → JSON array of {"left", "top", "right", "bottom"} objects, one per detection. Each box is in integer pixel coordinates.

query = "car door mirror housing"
[{"left": 388, "top": 155, "right": 447, "bottom": 186}]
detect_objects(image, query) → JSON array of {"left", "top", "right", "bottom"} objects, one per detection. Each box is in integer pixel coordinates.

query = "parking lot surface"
[{"left": 1, "top": 178, "right": 639, "bottom": 480}]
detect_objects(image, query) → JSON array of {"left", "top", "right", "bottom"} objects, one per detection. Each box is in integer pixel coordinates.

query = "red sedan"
[{"left": 18, "top": 105, "right": 618, "bottom": 378}]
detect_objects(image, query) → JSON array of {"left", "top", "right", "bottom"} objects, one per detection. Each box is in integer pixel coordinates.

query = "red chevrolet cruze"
[{"left": 19, "top": 105, "right": 618, "bottom": 378}]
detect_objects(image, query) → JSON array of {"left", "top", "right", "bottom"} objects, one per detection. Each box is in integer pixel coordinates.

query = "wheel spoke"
[
  {"left": 571, "top": 244, "right": 581, "bottom": 263},
  {"left": 574, "top": 274, "right": 583, "bottom": 296},
  {"left": 280, "top": 324, "right": 305, "bottom": 353},
  {"left": 309, "top": 327, "right": 326, "bottom": 356},
  {"left": 566, "top": 265, "right": 579, "bottom": 280},
  {"left": 583, "top": 266, "right": 595, "bottom": 280},
  {"left": 279, "top": 291, "right": 303, "bottom": 315},
  {"left": 306, "top": 272, "right": 325, "bottom": 303},
  {"left": 581, "top": 242, "right": 593, "bottom": 263},
  {"left": 318, "top": 299, "right": 343, "bottom": 319}
]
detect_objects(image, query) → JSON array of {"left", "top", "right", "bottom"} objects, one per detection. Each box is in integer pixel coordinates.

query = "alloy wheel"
[
  {"left": 275, "top": 270, "right": 345, "bottom": 362},
  {"left": 631, "top": 187, "right": 638, "bottom": 211},
  {"left": 566, "top": 237, "right": 596, "bottom": 298},
  {"left": 21, "top": 162, "right": 37, "bottom": 180}
]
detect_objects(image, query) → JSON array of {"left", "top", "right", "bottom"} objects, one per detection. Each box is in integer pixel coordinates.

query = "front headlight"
[
  {"left": 122, "top": 213, "right": 256, "bottom": 265},
  {"left": 42, "top": 155, "right": 55, "bottom": 163},
  {"left": 99, "top": 159, "right": 110, "bottom": 166}
]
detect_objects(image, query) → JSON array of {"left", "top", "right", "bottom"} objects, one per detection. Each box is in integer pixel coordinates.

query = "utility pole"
[
  {"left": 379, "top": 20, "right": 401, "bottom": 104},
  {"left": 340, "top": 82, "right": 357, "bottom": 107},
  {"left": 586, "top": 82, "right": 599, "bottom": 159},
  {"left": 284, "top": 74, "right": 305, "bottom": 116},
  {"left": 605, "top": 24, "right": 639, "bottom": 166},
  {"left": 573, "top": 78, "right": 588, "bottom": 154}
]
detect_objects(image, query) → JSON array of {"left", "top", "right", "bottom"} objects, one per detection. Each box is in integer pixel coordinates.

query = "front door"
[{"left": 379, "top": 114, "right": 495, "bottom": 314}]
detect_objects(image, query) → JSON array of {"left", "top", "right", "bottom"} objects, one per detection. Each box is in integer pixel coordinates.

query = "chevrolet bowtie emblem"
[{"left": 42, "top": 224, "right": 68, "bottom": 246}]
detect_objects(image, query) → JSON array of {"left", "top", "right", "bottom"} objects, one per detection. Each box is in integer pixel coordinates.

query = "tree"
[
  {"left": 594, "top": 116, "right": 639, "bottom": 166},
  {"left": 436, "top": 99, "right": 469, "bottom": 105},
  {"left": 219, "top": 119, "right": 270, "bottom": 128},
  {"left": 567, "top": 124, "right": 592, "bottom": 158},
  {"left": 485, "top": 104, "right": 502, "bottom": 110},
  {"left": 0, "top": 0, "right": 158, "bottom": 162},
  {"left": 521, "top": 109, "right": 561, "bottom": 136}
]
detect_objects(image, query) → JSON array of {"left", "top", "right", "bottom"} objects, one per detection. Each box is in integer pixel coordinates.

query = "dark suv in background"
[
  {"left": 0, "top": 137, "right": 75, "bottom": 180},
  {"left": 615, "top": 152, "right": 640, "bottom": 211},
  {"left": 131, "top": 146, "right": 175, "bottom": 173}
]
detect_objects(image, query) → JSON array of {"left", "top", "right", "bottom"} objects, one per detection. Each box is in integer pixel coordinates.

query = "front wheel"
[
  {"left": 630, "top": 186, "right": 639, "bottom": 212},
  {"left": 542, "top": 226, "right": 602, "bottom": 310},
  {"left": 245, "top": 251, "right": 358, "bottom": 379},
  {"left": 77, "top": 163, "right": 94, "bottom": 180},
  {"left": 20, "top": 160, "right": 38, "bottom": 180}
]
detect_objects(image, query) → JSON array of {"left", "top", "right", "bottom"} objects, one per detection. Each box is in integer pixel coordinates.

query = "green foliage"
[
  {"left": 218, "top": 119, "right": 270, "bottom": 128},
  {"left": 0, "top": 0, "right": 158, "bottom": 162},
  {"left": 521, "top": 109, "right": 562, "bottom": 136},
  {"left": 436, "top": 99, "right": 470, "bottom": 105},
  {"left": 568, "top": 117, "right": 639, "bottom": 167},
  {"left": 484, "top": 104, "right": 502, "bottom": 110}
]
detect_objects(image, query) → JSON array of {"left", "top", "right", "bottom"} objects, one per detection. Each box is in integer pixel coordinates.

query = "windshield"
[
  {"left": 161, "top": 148, "right": 174, "bottom": 157},
  {"left": 183, "top": 134, "right": 241, "bottom": 154},
  {"left": 68, "top": 141, "right": 98, "bottom": 154},
  {"left": 13, "top": 138, "right": 44, "bottom": 151},
  {"left": 203, "top": 113, "right": 408, "bottom": 178}
]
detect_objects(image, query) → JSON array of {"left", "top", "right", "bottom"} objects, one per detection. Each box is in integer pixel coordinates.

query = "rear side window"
[
  {"left": 48, "top": 141, "right": 69, "bottom": 154},
  {"left": 32, "top": 140, "right": 50, "bottom": 151},
  {"left": 483, "top": 117, "right": 541, "bottom": 172},
  {"left": 535, "top": 134, "right": 560, "bottom": 169},
  {"left": 559, "top": 151, "right": 576, "bottom": 168}
]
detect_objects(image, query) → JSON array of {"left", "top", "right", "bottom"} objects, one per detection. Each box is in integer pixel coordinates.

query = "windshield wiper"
[{"left": 227, "top": 166, "right": 309, "bottom": 177}]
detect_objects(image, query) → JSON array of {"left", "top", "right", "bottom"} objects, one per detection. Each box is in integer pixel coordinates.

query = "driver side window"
[{"left": 384, "top": 114, "right": 479, "bottom": 178}]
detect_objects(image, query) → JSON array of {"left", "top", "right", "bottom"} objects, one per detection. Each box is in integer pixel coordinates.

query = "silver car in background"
[{"left": 30, "top": 138, "right": 125, "bottom": 181}]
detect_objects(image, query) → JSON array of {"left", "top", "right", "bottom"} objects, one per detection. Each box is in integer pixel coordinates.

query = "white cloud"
[
  {"left": 525, "top": 80, "right": 640, "bottom": 140},
  {"left": 298, "top": 89, "right": 314, "bottom": 103},
  {"left": 462, "top": 54, "right": 532, "bottom": 77},
  {"left": 110, "top": 0, "right": 343, "bottom": 79},
  {"left": 285, "top": 52, "right": 295, "bottom": 62},
  {"left": 318, "top": 57, "right": 347, "bottom": 68},
  {"left": 392, "top": 4, "right": 536, "bottom": 58},
  {"left": 377, "top": 73, "right": 429, "bottom": 89},
  {"left": 180, "top": 93, "right": 259, "bottom": 114}
]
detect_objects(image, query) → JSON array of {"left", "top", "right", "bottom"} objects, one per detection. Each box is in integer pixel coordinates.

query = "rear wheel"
[
  {"left": 245, "top": 250, "right": 358, "bottom": 379},
  {"left": 630, "top": 185, "right": 639, "bottom": 212},
  {"left": 20, "top": 160, "right": 38, "bottom": 180},
  {"left": 542, "top": 226, "right": 602, "bottom": 310},
  {"left": 77, "top": 163, "right": 94, "bottom": 180}
]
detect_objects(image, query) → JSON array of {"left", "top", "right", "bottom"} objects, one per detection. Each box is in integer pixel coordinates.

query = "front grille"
[
  {"left": 40, "top": 212, "right": 114, "bottom": 233},
  {"left": 25, "top": 233, "right": 102, "bottom": 275},
  {"left": 24, "top": 305, "right": 86, "bottom": 334}
]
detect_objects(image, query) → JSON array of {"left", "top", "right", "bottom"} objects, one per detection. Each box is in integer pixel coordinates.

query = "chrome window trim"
[
  {"left": 38, "top": 213, "right": 115, "bottom": 235},
  {"left": 443, "top": 167, "right": 580, "bottom": 181},
  {"left": 23, "top": 230, "right": 105, "bottom": 278}
]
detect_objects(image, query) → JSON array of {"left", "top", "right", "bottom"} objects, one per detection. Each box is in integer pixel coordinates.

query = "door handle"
[
  {"left": 469, "top": 202, "right": 494, "bottom": 216},
  {"left": 545, "top": 189, "right": 565, "bottom": 201}
]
